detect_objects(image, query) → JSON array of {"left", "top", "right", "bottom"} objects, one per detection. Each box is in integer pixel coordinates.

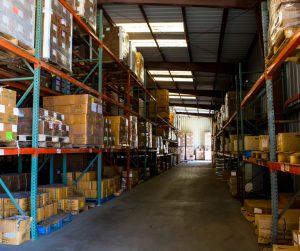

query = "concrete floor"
[{"left": 2, "top": 161, "right": 260, "bottom": 251}]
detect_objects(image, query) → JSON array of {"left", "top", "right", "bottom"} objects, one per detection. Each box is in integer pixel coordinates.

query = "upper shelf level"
[{"left": 215, "top": 28, "right": 300, "bottom": 137}]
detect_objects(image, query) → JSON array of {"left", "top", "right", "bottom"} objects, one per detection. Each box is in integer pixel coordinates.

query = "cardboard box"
[
  {"left": 0, "top": 106, "right": 18, "bottom": 124},
  {"left": 0, "top": 216, "right": 31, "bottom": 245},
  {"left": 0, "top": 123, "right": 17, "bottom": 141},
  {"left": 277, "top": 133, "right": 300, "bottom": 152},
  {"left": 62, "top": 196, "right": 85, "bottom": 211},
  {"left": 39, "top": 184, "right": 69, "bottom": 199},
  {"left": 273, "top": 245, "right": 300, "bottom": 250},
  {"left": 37, "top": 207, "right": 45, "bottom": 222},
  {"left": 136, "top": 52, "right": 144, "bottom": 83},
  {"left": 259, "top": 135, "right": 269, "bottom": 151},
  {"left": 244, "top": 199, "right": 272, "bottom": 215},
  {"left": 244, "top": 136, "right": 259, "bottom": 151}
]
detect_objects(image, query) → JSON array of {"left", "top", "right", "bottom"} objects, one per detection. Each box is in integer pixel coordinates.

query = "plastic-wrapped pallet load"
[
  {"left": 129, "top": 41, "right": 137, "bottom": 75},
  {"left": 43, "top": 0, "right": 73, "bottom": 72},
  {"left": 268, "top": 0, "right": 300, "bottom": 51},
  {"left": 65, "top": 0, "right": 97, "bottom": 31},
  {"left": 103, "top": 26, "right": 129, "bottom": 64},
  {"left": 0, "top": 0, "right": 35, "bottom": 50},
  {"left": 105, "top": 116, "right": 128, "bottom": 147},
  {"left": 130, "top": 116, "right": 138, "bottom": 149},
  {"left": 136, "top": 52, "right": 145, "bottom": 84},
  {"left": 149, "top": 89, "right": 169, "bottom": 119}
]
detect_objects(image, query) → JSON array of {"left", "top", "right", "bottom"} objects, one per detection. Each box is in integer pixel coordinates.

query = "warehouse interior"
[{"left": 0, "top": 0, "right": 299, "bottom": 250}]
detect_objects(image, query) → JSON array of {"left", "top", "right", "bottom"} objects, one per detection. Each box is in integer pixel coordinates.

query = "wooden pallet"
[
  {"left": 0, "top": 32, "right": 35, "bottom": 57},
  {"left": 18, "top": 141, "right": 61, "bottom": 148},
  {"left": 37, "top": 214, "right": 72, "bottom": 235},
  {"left": 72, "top": 144, "right": 100, "bottom": 149},
  {"left": 266, "top": 28, "right": 300, "bottom": 66},
  {"left": 0, "top": 141, "right": 17, "bottom": 147},
  {"left": 18, "top": 134, "right": 60, "bottom": 143}
]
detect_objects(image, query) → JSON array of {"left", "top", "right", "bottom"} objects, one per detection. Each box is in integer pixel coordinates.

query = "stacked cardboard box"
[
  {"left": 138, "top": 122, "right": 152, "bottom": 148},
  {"left": 0, "top": 174, "right": 30, "bottom": 193},
  {"left": 103, "top": 26, "right": 129, "bottom": 64},
  {"left": 244, "top": 136, "right": 259, "bottom": 151},
  {"left": 0, "top": 191, "right": 56, "bottom": 221},
  {"left": 255, "top": 210, "right": 300, "bottom": 244},
  {"left": 129, "top": 41, "right": 137, "bottom": 75},
  {"left": 139, "top": 98, "right": 144, "bottom": 117},
  {"left": 104, "top": 118, "right": 115, "bottom": 148},
  {"left": 186, "top": 132, "right": 194, "bottom": 161},
  {"left": 65, "top": 0, "right": 97, "bottom": 31},
  {"left": 69, "top": 171, "right": 121, "bottom": 199},
  {"left": 105, "top": 116, "right": 128, "bottom": 146},
  {"left": 268, "top": 0, "right": 300, "bottom": 52},
  {"left": 228, "top": 171, "right": 238, "bottom": 197},
  {"left": 18, "top": 108, "right": 69, "bottom": 143},
  {"left": 273, "top": 245, "right": 299, "bottom": 250},
  {"left": 42, "top": 0, "right": 73, "bottom": 72},
  {"left": 130, "top": 116, "right": 138, "bottom": 149},
  {"left": 0, "top": 88, "right": 18, "bottom": 142},
  {"left": 259, "top": 135, "right": 270, "bottom": 151},
  {"left": 149, "top": 89, "right": 169, "bottom": 119},
  {"left": 122, "top": 169, "right": 139, "bottom": 189},
  {"left": 136, "top": 52, "right": 144, "bottom": 84},
  {"left": 195, "top": 147, "right": 205, "bottom": 160},
  {"left": 43, "top": 94, "right": 103, "bottom": 146},
  {"left": 277, "top": 132, "right": 300, "bottom": 152},
  {"left": 0, "top": 1, "right": 35, "bottom": 50},
  {"left": 0, "top": 216, "right": 31, "bottom": 245},
  {"left": 38, "top": 184, "right": 82, "bottom": 215}
]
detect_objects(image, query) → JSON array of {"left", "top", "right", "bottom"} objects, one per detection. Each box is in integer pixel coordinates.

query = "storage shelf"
[
  {"left": 214, "top": 27, "right": 300, "bottom": 137},
  {"left": 243, "top": 157, "right": 300, "bottom": 176}
]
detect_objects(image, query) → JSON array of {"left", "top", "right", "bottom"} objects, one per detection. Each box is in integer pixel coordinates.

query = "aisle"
[{"left": 3, "top": 162, "right": 259, "bottom": 251}]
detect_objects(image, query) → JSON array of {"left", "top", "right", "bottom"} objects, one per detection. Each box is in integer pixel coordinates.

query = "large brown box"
[
  {"left": 38, "top": 184, "right": 70, "bottom": 200},
  {"left": 103, "top": 26, "right": 129, "bottom": 64},
  {"left": 136, "top": 52, "right": 144, "bottom": 84},
  {"left": 277, "top": 132, "right": 300, "bottom": 152},
  {"left": 244, "top": 136, "right": 259, "bottom": 151},
  {"left": 0, "top": 216, "right": 31, "bottom": 245}
]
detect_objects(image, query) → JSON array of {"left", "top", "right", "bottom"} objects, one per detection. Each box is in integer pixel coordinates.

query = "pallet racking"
[
  {"left": 0, "top": 0, "right": 165, "bottom": 240},
  {"left": 213, "top": 20, "right": 300, "bottom": 245}
]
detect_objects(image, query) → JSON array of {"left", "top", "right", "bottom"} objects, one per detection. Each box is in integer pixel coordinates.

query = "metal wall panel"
[{"left": 177, "top": 116, "right": 212, "bottom": 147}]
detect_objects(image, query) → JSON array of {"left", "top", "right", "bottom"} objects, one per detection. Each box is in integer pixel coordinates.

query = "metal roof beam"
[
  {"left": 100, "top": 6, "right": 116, "bottom": 27},
  {"left": 145, "top": 62, "right": 238, "bottom": 74},
  {"left": 176, "top": 112, "right": 214, "bottom": 118},
  {"left": 217, "top": 9, "right": 228, "bottom": 63},
  {"left": 98, "top": 0, "right": 263, "bottom": 9},
  {"left": 169, "top": 103, "right": 219, "bottom": 110},
  {"left": 169, "top": 89, "right": 223, "bottom": 98}
]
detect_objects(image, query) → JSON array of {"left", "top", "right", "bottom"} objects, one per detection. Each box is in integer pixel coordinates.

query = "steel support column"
[
  {"left": 126, "top": 71, "right": 131, "bottom": 190},
  {"left": 239, "top": 63, "right": 245, "bottom": 202},
  {"left": 97, "top": 9, "right": 103, "bottom": 206},
  {"left": 143, "top": 71, "right": 147, "bottom": 179},
  {"left": 62, "top": 154, "right": 67, "bottom": 186},
  {"left": 266, "top": 78, "right": 278, "bottom": 244},
  {"left": 50, "top": 155, "right": 54, "bottom": 184},
  {"left": 261, "top": 1, "right": 269, "bottom": 58},
  {"left": 30, "top": 0, "right": 43, "bottom": 240}
]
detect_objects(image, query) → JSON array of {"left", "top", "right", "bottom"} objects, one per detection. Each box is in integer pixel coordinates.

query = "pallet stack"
[
  {"left": 66, "top": 0, "right": 97, "bottom": 31},
  {"left": 68, "top": 171, "right": 121, "bottom": 200},
  {"left": 149, "top": 89, "right": 169, "bottom": 120},
  {"left": 186, "top": 132, "right": 195, "bottom": 161},
  {"left": 0, "top": 0, "right": 35, "bottom": 56},
  {"left": 38, "top": 184, "right": 84, "bottom": 216},
  {"left": 103, "top": 118, "right": 115, "bottom": 148},
  {"left": 267, "top": 0, "right": 300, "bottom": 64},
  {"left": 42, "top": 0, "right": 73, "bottom": 72},
  {"left": 43, "top": 94, "right": 103, "bottom": 147},
  {"left": 0, "top": 88, "right": 18, "bottom": 145},
  {"left": 105, "top": 116, "right": 128, "bottom": 147},
  {"left": 130, "top": 116, "right": 138, "bottom": 149},
  {"left": 122, "top": 169, "right": 139, "bottom": 189},
  {"left": 138, "top": 122, "right": 152, "bottom": 148},
  {"left": 17, "top": 108, "right": 70, "bottom": 148}
]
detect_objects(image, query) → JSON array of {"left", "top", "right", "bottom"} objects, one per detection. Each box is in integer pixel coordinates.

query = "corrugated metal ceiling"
[{"left": 103, "top": 4, "right": 258, "bottom": 109}]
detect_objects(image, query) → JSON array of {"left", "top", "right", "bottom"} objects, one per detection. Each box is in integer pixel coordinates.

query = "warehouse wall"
[{"left": 177, "top": 116, "right": 212, "bottom": 148}]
